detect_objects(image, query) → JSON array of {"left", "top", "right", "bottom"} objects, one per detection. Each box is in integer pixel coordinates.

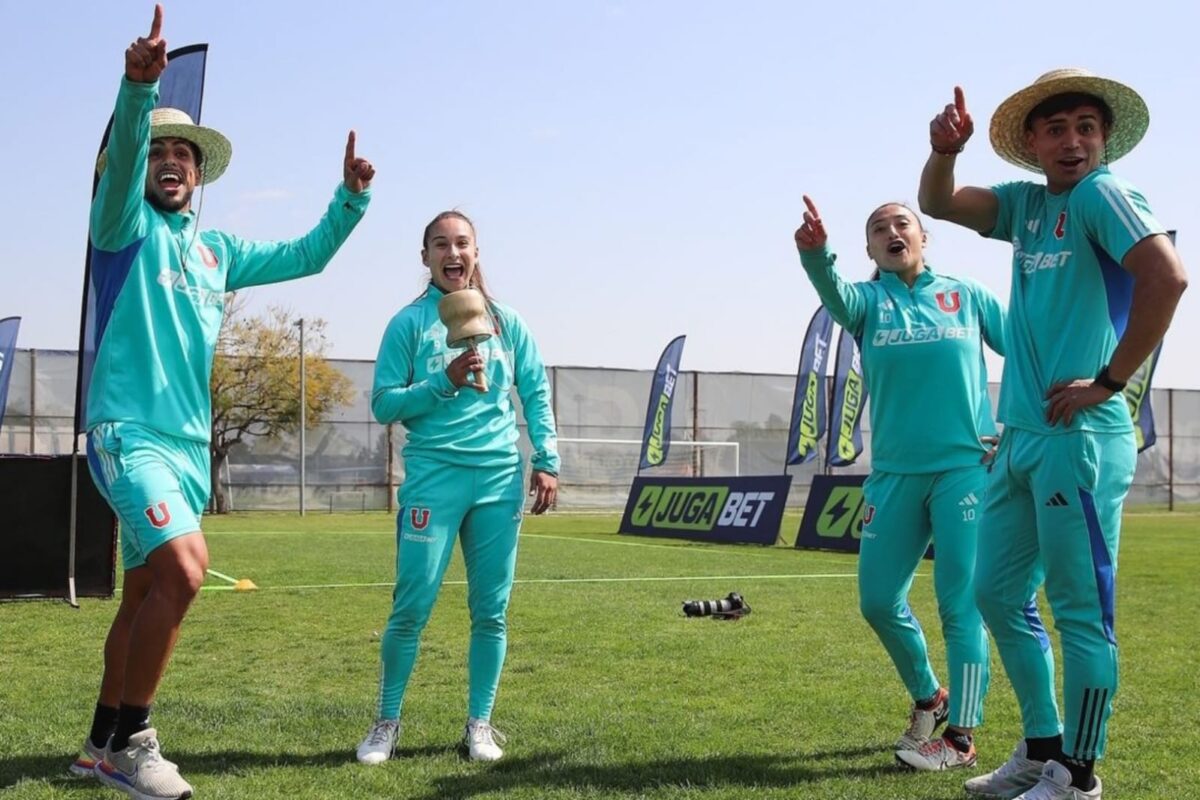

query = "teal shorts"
[{"left": 86, "top": 421, "right": 209, "bottom": 570}]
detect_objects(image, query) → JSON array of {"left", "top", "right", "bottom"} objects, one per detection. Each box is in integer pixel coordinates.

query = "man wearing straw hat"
[
  {"left": 71, "top": 5, "right": 375, "bottom": 798},
  {"left": 917, "top": 70, "right": 1187, "bottom": 799}
]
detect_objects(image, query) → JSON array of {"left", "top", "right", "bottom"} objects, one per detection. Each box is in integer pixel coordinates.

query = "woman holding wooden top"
[{"left": 357, "top": 211, "right": 559, "bottom": 765}]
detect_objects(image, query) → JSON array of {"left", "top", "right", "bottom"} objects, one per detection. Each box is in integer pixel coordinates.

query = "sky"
[{"left": 2, "top": 0, "right": 1197, "bottom": 389}]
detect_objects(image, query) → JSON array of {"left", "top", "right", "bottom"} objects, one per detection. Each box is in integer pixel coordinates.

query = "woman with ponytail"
[{"left": 356, "top": 210, "right": 559, "bottom": 764}]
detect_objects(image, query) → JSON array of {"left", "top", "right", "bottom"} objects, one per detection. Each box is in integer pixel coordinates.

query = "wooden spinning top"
[{"left": 437, "top": 288, "right": 493, "bottom": 391}]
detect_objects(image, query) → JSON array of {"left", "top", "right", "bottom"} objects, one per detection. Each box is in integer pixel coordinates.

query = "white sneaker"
[
  {"left": 1015, "top": 761, "right": 1102, "bottom": 799},
  {"left": 95, "top": 728, "right": 193, "bottom": 800},
  {"left": 896, "top": 734, "right": 977, "bottom": 771},
  {"left": 895, "top": 686, "right": 949, "bottom": 751},
  {"left": 464, "top": 718, "right": 506, "bottom": 762},
  {"left": 68, "top": 737, "right": 105, "bottom": 778},
  {"left": 965, "top": 740, "right": 1047, "bottom": 798},
  {"left": 356, "top": 719, "right": 400, "bottom": 765}
]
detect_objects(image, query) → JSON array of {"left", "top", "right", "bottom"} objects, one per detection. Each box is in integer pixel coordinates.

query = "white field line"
[
  {"left": 199, "top": 571, "right": 867, "bottom": 592},
  {"left": 200, "top": 529, "right": 857, "bottom": 567}
]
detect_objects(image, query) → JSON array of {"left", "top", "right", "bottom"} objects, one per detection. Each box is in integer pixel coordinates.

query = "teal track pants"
[
  {"left": 858, "top": 466, "right": 991, "bottom": 728},
  {"left": 375, "top": 457, "right": 525, "bottom": 722},
  {"left": 975, "top": 428, "right": 1135, "bottom": 760}
]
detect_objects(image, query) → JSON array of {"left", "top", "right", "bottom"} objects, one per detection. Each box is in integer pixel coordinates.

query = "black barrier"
[
  {"left": 620, "top": 475, "right": 791, "bottom": 545},
  {"left": 0, "top": 455, "right": 117, "bottom": 599},
  {"left": 795, "top": 474, "right": 932, "bottom": 559},
  {"left": 795, "top": 474, "right": 867, "bottom": 554}
]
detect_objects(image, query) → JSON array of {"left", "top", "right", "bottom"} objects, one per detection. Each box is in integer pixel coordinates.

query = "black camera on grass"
[{"left": 682, "top": 591, "right": 750, "bottom": 620}]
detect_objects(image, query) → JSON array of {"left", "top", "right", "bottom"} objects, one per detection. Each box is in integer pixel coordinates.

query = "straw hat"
[
  {"left": 989, "top": 68, "right": 1148, "bottom": 173},
  {"left": 96, "top": 107, "right": 232, "bottom": 184}
]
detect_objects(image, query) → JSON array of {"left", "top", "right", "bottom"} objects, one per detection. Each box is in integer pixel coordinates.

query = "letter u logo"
[
  {"left": 935, "top": 291, "right": 961, "bottom": 313},
  {"left": 862, "top": 505, "right": 876, "bottom": 525},
  {"left": 410, "top": 508, "right": 431, "bottom": 531},
  {"left": 197, "top": 243, "right": 219, "bottom": 268},
  {"left": 144, "top": 502, "right": 171, "bottom": 529}
]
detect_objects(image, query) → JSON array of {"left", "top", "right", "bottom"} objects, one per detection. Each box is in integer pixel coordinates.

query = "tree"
[{"left": 209, "top": 299, "right": 354, "bottom": 513}]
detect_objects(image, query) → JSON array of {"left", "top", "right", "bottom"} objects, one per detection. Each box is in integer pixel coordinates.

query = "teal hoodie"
[
  {"left": 987, "top": 168, "right": 1165, "bottom": 434},
  {"left": 86, "top": 77, "right": 370, "bottom": 442},
  {"left": 372, "top": 284, "right": 560, "bottom": 474},
  {"left": 800, "top": 247, "right": 1006, "bottom": 474}
]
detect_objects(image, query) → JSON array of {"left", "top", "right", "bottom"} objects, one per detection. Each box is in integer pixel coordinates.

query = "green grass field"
[{"left": 2, "top": 511, "right": 1198, "bottom": 799}]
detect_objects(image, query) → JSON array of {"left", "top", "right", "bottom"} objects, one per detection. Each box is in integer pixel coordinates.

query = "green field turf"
[{"left": 2, "top": 511, "right": 1197, "bottom": 799}]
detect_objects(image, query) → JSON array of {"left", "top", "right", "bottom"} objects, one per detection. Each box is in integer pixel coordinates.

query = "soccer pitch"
[{"left": 2, "top": 512, "right": 1198, "bottom": 799}]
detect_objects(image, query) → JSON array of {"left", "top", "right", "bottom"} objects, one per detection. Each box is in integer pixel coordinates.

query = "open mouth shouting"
[
  {"left": 157, "top": 166, "right": 185, "bottom": 195},
  {"left": 1057, "top": 156, "right": 1086, "bottom": 172},
  {"left": 886, "top": 240, "right": 907, "bottom": 256},
  {"left": 441, "top": 263, "right": 467, "bottom": 285}
]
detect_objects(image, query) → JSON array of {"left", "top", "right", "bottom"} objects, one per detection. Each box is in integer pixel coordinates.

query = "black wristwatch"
[{"left": 1095, "top": 365, "right": 1127, "bottom": 393}]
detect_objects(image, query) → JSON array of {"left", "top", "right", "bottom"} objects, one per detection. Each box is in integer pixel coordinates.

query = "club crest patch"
[
  {"left": 409, "top": 507, "right": 431, "bottom": 531},
  {"left": 144, "top": 501, "right": 172, "bottom": 529},
  {"left": 197, "top": 243, "right": 219, "bottom": 268},
  {"left": 935, "top": 291, "right": 961, "bottom": 313}
]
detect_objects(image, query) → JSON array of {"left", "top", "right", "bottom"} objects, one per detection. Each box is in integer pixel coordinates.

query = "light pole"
[{"left": 296, "top": 318, "right": 306, "bottom": 516}]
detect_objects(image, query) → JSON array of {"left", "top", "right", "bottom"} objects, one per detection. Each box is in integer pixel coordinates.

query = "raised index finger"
[
  {"left": 954, "top": 86, "right": 967, "bottom": 117},
  {"left": 149, "top": 4, "right": 163, "bottom": 39},
  {"left": 802, "top": 194, "right": 820, "bottom": 219},
  {"left": 345, "top": 130, "right": 356, "bottom": 163}
]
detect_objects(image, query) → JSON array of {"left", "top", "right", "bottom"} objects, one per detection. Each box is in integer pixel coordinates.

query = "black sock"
[
  {"left": 111, "top": 704, "right": 151, "bottom": 751},
  {"left": 916, "top": 689, "right": 942, "bottom": 710},
  {"left": 944, "top": 729, "right": 974, "bottom": 753},
  {"left": 1063, "top": 757, "right": 1096, "bottom": 791},
  {"left": 88, "top": 703, "right": 120, "bottom": 749},
  {"left": 1024, "top": 735, "right": 1062, "bottom": 763}
]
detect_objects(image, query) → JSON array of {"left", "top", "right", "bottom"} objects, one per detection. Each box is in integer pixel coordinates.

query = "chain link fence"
[{"left": 4, "top": 349, "right": 1196, "bottom": 511}]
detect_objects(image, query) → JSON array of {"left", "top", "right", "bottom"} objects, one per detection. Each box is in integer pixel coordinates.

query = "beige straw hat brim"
[
  {"left": 96, "top": 107, "right": 232, "bottom": 185},
  {"left": 989, "top": 68, "right": 1148, "bottom": 173}
]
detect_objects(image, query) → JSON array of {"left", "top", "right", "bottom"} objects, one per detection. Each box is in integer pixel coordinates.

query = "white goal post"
[{"left": 554, "top": 438, "right": 740, "bottom": 479}]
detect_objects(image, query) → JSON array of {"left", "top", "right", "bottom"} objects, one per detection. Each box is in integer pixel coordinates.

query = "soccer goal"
[
  {"left": 556, "top": 438, "right": 738, "bottom": 480},
  {"left": 550, "top": 439, "right": 740, "bottom": 509},
  {"left": 328, "top": 490, "right": 369, "bottom": 514}
]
